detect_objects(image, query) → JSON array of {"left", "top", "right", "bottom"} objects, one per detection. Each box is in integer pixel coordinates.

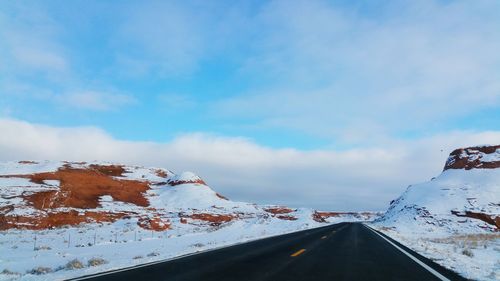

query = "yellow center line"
[
  {"left": 290, "top": 249, "right": 306, "bottom": 257},
  {"left": 321, "top": 236, "right": 327, "bottom": 239}
]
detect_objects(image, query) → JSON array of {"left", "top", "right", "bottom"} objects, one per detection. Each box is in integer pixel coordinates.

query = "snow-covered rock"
[
  {"left": 0, "top": 160, "right": 379, "bottom": 280},
  {"left": 377, "top": 145, "right": 499, "bottom": 233},
  {"left": 373, "top": 145, "right": 500, "bottom": 281},
  {"left": 444, "top": 145, "right": 500, "bottom": 170}
]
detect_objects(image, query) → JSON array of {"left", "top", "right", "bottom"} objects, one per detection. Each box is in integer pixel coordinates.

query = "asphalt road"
[{"left": 71, "top": 223, "right": 468, "bottom": 281}]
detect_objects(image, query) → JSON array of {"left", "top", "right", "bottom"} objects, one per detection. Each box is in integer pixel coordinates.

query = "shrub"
[
  {"left": 147, "top": 252, "right": 160, "bottom": 257},
  {"left": 88, "top": 257, "right": 107, "bottom": 267},
  {"left": 462, "top": 249, "right": 474, "bottom": 257},
  {"left": 1, "top": 269, "right": 19, "bottom": 275},
  {"left": 65, "top": 259, "right": 85, "bottom": 270},
  {"left": 28, "top": 267, "right": 53, "bottom": 275},
  {"left": 34, "top": 245, "right": 51, "bottom": 251},
  {"left": 133, "top": 255, "right": 143, "bottom": 259}
]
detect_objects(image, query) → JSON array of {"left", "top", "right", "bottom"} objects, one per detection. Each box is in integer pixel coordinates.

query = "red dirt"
[
  {"left": 137, "top": 216, "right": 171, "bottom": 231},
  {"left": 0, "top": 165, "right": 151, "bottom": 210},
  {"left": 264, "top": 207, "right": 295, "bottom": 214},
  {"left": 88, "top": 164, "right": 128, "bottom": 177},
  {"left": 0, "top": 210, "right": 128, "bottom": 230},
  {"left": 451, "top": 210, "right": 500, "bottom": 229},
  {"left": 444, "top": 145, "right": 500, "bottom": 170},
  {"left": 23, "top": 166, "right": 150, "bottom": 209},
  {"left": 185, "top": 213, "right": 234, "bottom": 226}
]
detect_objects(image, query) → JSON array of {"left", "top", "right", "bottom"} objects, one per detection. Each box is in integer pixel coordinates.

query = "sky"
[{"left": 1, "top": 0, "right": 499, "bottom": 211}]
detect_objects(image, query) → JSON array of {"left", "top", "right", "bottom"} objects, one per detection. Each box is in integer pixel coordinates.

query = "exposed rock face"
[
  {"left": 183, "top": 213, "right": 235, "bottom": 226},
  {"left": 444, "top": 145, "right": 500, "bottom": 170},
  {"left": 264, "top": 207, "right": 295, "bottom": 214},
  {"left": 0, "top": 210, "right": 128, "bottom": 230}
]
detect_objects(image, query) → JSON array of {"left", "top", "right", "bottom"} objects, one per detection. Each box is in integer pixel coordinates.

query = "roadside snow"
[
  {"left": 371, "top": 226, "right": 499, "bottom": 281},
  {"left": 0, "top": 214, "right": 325, "bottom": 281},
  {"left": 373, "top": 166, "right": 500, "bottom": 281}
]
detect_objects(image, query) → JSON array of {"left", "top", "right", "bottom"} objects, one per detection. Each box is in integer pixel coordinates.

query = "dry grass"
[
  {"left": 461, "top": 249, "right": 474, "bottom": 257},
  {"left": 28, "top": 266, "right": 53, "bottom": 275},
  {"left": 428, "top": 233, "right": 500, "bottom": 251},
  {"left": 430, "top": 233, "right": 500, "bottom": 243},
  {"left": 1, "top": 269, "right": 20, "bottom": 275},
  {"left": 65, "top": 259, "right": 84, "bottom": 270},
  {"left": 87, "top": 257, "right": 107, "bottom": 267}
]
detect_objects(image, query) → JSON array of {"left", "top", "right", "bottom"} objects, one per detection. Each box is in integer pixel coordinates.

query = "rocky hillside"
[
  {"left": 0, "top": 160, "right": 379, "bottom": 280},
  {"left": 376, "top": 145, "right": 500, "bottom": 232},
  {"left": 373, "top": 144, "right": 500, "bottom": 281},
  {"left": 0, "top": 161, "right": 379, "bottom": 232},
  {"left": 444, "top": 145, "right": 500, "bottom": 170}
]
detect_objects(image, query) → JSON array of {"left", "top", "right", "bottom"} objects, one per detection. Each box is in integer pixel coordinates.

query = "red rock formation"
[
  {"left": 276, "top": 215, "right": 298, "bottom": 221},
  {"left": 184, "top": 213, "right": 234, "bottom": 226},
  {"left": 137, "top": 216, "right": 171, "bottom": 231},
  {"left": 444, "top": 145, "right": 500, "bottom": 170},
  {"left": 5, "top": 165, "right": 151, "bottom": 209},
  {"left": 0, "top": 164, "right": 153, "bottom": 230},
  {"left": 451, "top": 210, "right": 500, "bottom": 229},
  {"left": 0, "top": 210, "right": 128, "bottom": 230},
  {"left": 264, "top": 207, "right": 295, "bottom": 214},
  {"left": 88, "top": 164, "right": 128, "bottom": 177}
]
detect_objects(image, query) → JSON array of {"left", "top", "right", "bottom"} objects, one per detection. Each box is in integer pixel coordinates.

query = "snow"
[
  {"left": 148, "top": 183, "right": 256, "bottom": 211},
  {"left": 373, "top": 162, "right": 500, "bottom": 281},
  {"left": 170, "top": 171, "right": 202, "bottom": 183},
  {"left": 0, "top": 160, "right": 378, "bottom": 280},
  {"left": 481, "top": 148, "right": 500, "bottom": 162},
  {"left": 0, "top": 161, "right": 61, "bottom": 176},
  {"left": 370, "top": 227, "right": 500, "bottom": 281},
  {"left": 0, "top": 216, "right": 322, "bottom": 281}
]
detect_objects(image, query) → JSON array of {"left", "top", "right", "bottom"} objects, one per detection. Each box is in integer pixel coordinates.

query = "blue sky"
[{"left": 1, "top": 0, "right": 499, "bottom": 210}]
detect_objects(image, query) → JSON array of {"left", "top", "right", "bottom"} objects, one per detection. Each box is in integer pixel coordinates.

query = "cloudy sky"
[{"left": 1, "top": 0, "right": 499, "bottom": 211}]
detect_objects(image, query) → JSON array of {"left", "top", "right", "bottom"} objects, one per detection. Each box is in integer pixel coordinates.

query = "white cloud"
[
  {"left": 62, "top": 90, "right": 136, "bottom": 111},
  {"left": 0, "top": 2, "right": 69, "bottom": 76},
  {"left": 114, "top": 1, "right": 209, "bottom": 76},
  {"left": 215, "top": 0, "right": 500, "bottom": 143},
  {"left": 1, "top": 118, "right": 499, "bottom": 211}
]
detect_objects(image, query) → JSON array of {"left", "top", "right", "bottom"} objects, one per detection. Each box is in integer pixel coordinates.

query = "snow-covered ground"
[
  {"left": 0, "top": 211, "right": 324, "bottom": 281},
  {"left": 372, "top": 146, "right": 500, "bottom": 281},
  {"left": 0, "top": 160, "right": 377, "bottom": 280},
  {"left": 371, "top": 226, "right": 499, "bottom": 281}
]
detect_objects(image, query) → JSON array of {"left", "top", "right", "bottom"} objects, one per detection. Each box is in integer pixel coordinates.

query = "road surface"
[{"left": 70, "top": 223, "right": 468, "bottom": 281}]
